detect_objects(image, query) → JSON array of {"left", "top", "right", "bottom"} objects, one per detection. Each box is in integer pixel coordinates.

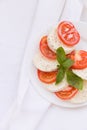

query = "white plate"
[{"left": 29, "top": 21, "right": 87, "bottom": 108}]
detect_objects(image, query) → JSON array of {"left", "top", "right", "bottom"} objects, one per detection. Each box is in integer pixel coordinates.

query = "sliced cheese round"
[
  {"left": 72, "top": 68, "right": 87, "bottom": 80},
  {"left": 33, "top": 51, "right": 58, "bottom": 72},
  {"left": 47, "top": 29, "right": 75, "bottom": 54},
  {"left": 44, "top": 76, "right": 68, "bottom": 92},
  {"left": 70, "top": 80, "right": 87, "bottom": 103}
]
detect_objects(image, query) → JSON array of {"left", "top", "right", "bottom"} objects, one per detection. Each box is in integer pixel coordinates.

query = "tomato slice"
[
  {"left": 37, "top": 69, "right": 58, "bottom": 84},
  {"left": 40, "top": 36, "right": 56, "bottom": 60},
  {"left": 57, "top": 21, "right": 80, "bottom": 46},
  {"left": 67, "top": 50, "right": 87, "bottom": 69},
  {"left": 55, "top": 86, "right": 78, "bottom": 100}
]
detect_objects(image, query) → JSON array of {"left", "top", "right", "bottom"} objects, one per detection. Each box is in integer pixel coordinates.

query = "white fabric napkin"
[
  {"left": 9, "top": 0, "right": 67, "bottom": 130},
  {"left": 0, "top": 0, "right": 83, "bottom": 130},
  {"left": 0, "top": 0, "right": 66, "bottom": 129}
]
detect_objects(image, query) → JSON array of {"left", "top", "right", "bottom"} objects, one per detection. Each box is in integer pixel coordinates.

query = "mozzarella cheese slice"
[
  {"left": 33, "top": 51, "right": 58, "bottom": 72},
  {"left": 70, "top": 80, "right": 87, "bottom": 103},
  {"left": 43, "top": 76, "right": 68, "bottom": 92},
  {"left": 72, "top": 68, "right": 87, "bottom": 80},
  {"left": 47, "top": 29, "right": 75, "bottom": 54}
]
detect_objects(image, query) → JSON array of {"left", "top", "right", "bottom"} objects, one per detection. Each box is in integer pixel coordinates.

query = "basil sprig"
[
  {"left": 66, "top": 70, "right": 83, "bottom": 90},
  {"left": 56, "top": 66, "right": 65, "bottom": 84},
  {"left": 56, "top": 47, "right": 83, "bottom": 90}
]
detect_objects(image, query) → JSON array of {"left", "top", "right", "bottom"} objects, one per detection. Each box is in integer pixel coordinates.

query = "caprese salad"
[{"left": 33, "top": 21, "right": 87, "bottom": 104}]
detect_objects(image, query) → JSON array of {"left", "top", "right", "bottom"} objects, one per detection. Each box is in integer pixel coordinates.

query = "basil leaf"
[
  {"left": 56, "top": 66, "right": 65, "bottom": 84},
  {"left": 66, "top": 70, "right": 83, "bottom": 90},
  {"left": 55, "top": 47, "right": 83, "bottom": 89},
  {"left": 56, "top": 47, "right": 66, "bottom": 64},
  {"left": 62, "top": 58, "right": 74, "bottom": 69}
]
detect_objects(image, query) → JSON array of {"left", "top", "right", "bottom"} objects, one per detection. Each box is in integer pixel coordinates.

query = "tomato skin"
[
  {"left": 55, "top": 86, "right": 78, "bottom": 100},
  {"left": 67, "top": 50, "right": 87, "bottom": 69},
  {"left": 37, "top": 69, "right": 58, "bottom": 84},
  {"left": 40, "top": 36, "right": 56, "bottom": 60},
  {"left": 57, "top": 21, "right": 80, "bottom": 46}
]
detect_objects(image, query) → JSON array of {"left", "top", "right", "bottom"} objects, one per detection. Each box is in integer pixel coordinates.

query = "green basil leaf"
[
  {"left": 56, "top": 66, "right": 65, "bottom": 84},
  {"left": 56, "top": 47, "right": 66, "bottom": 64},
  {"left": 62, "top": 58, "right": 74, "bottom": 69},
  {"left": 66, "top": 70, "right": 83, "bottom": 90}
]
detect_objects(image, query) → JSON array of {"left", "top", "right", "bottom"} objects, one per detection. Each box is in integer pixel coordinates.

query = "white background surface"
[
  {"left": 0, "top": 0, "right": 87, "bottom": 130},
  {"left": 0, "top": 0, "right": 37, "bottom": 122}
]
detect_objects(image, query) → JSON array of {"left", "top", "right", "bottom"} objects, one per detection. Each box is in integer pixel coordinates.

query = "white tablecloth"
[{"left": 0, "top": 0, "right": 87, "bottom": 130}]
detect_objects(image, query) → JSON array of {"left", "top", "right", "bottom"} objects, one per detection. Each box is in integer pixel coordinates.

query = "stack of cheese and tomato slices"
[{"left": 33, "top": 21, "right": 87, "bottom": 104}]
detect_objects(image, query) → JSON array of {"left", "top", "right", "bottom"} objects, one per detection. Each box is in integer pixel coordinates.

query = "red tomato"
[
  {"left": 57, "top": 21, "right": 80, "bottom": 46},
  {"left": 55, "top": 86, "right": 78, "bottom": 100},
  {"left": 67, "top": 50, "right": 87, "bottom": 69},
  {"left": 40, "top": 36, "right": 56, "bottom": 60},
  {"left": 37, "top": 69, "right": 58, "bottom": 84}
]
